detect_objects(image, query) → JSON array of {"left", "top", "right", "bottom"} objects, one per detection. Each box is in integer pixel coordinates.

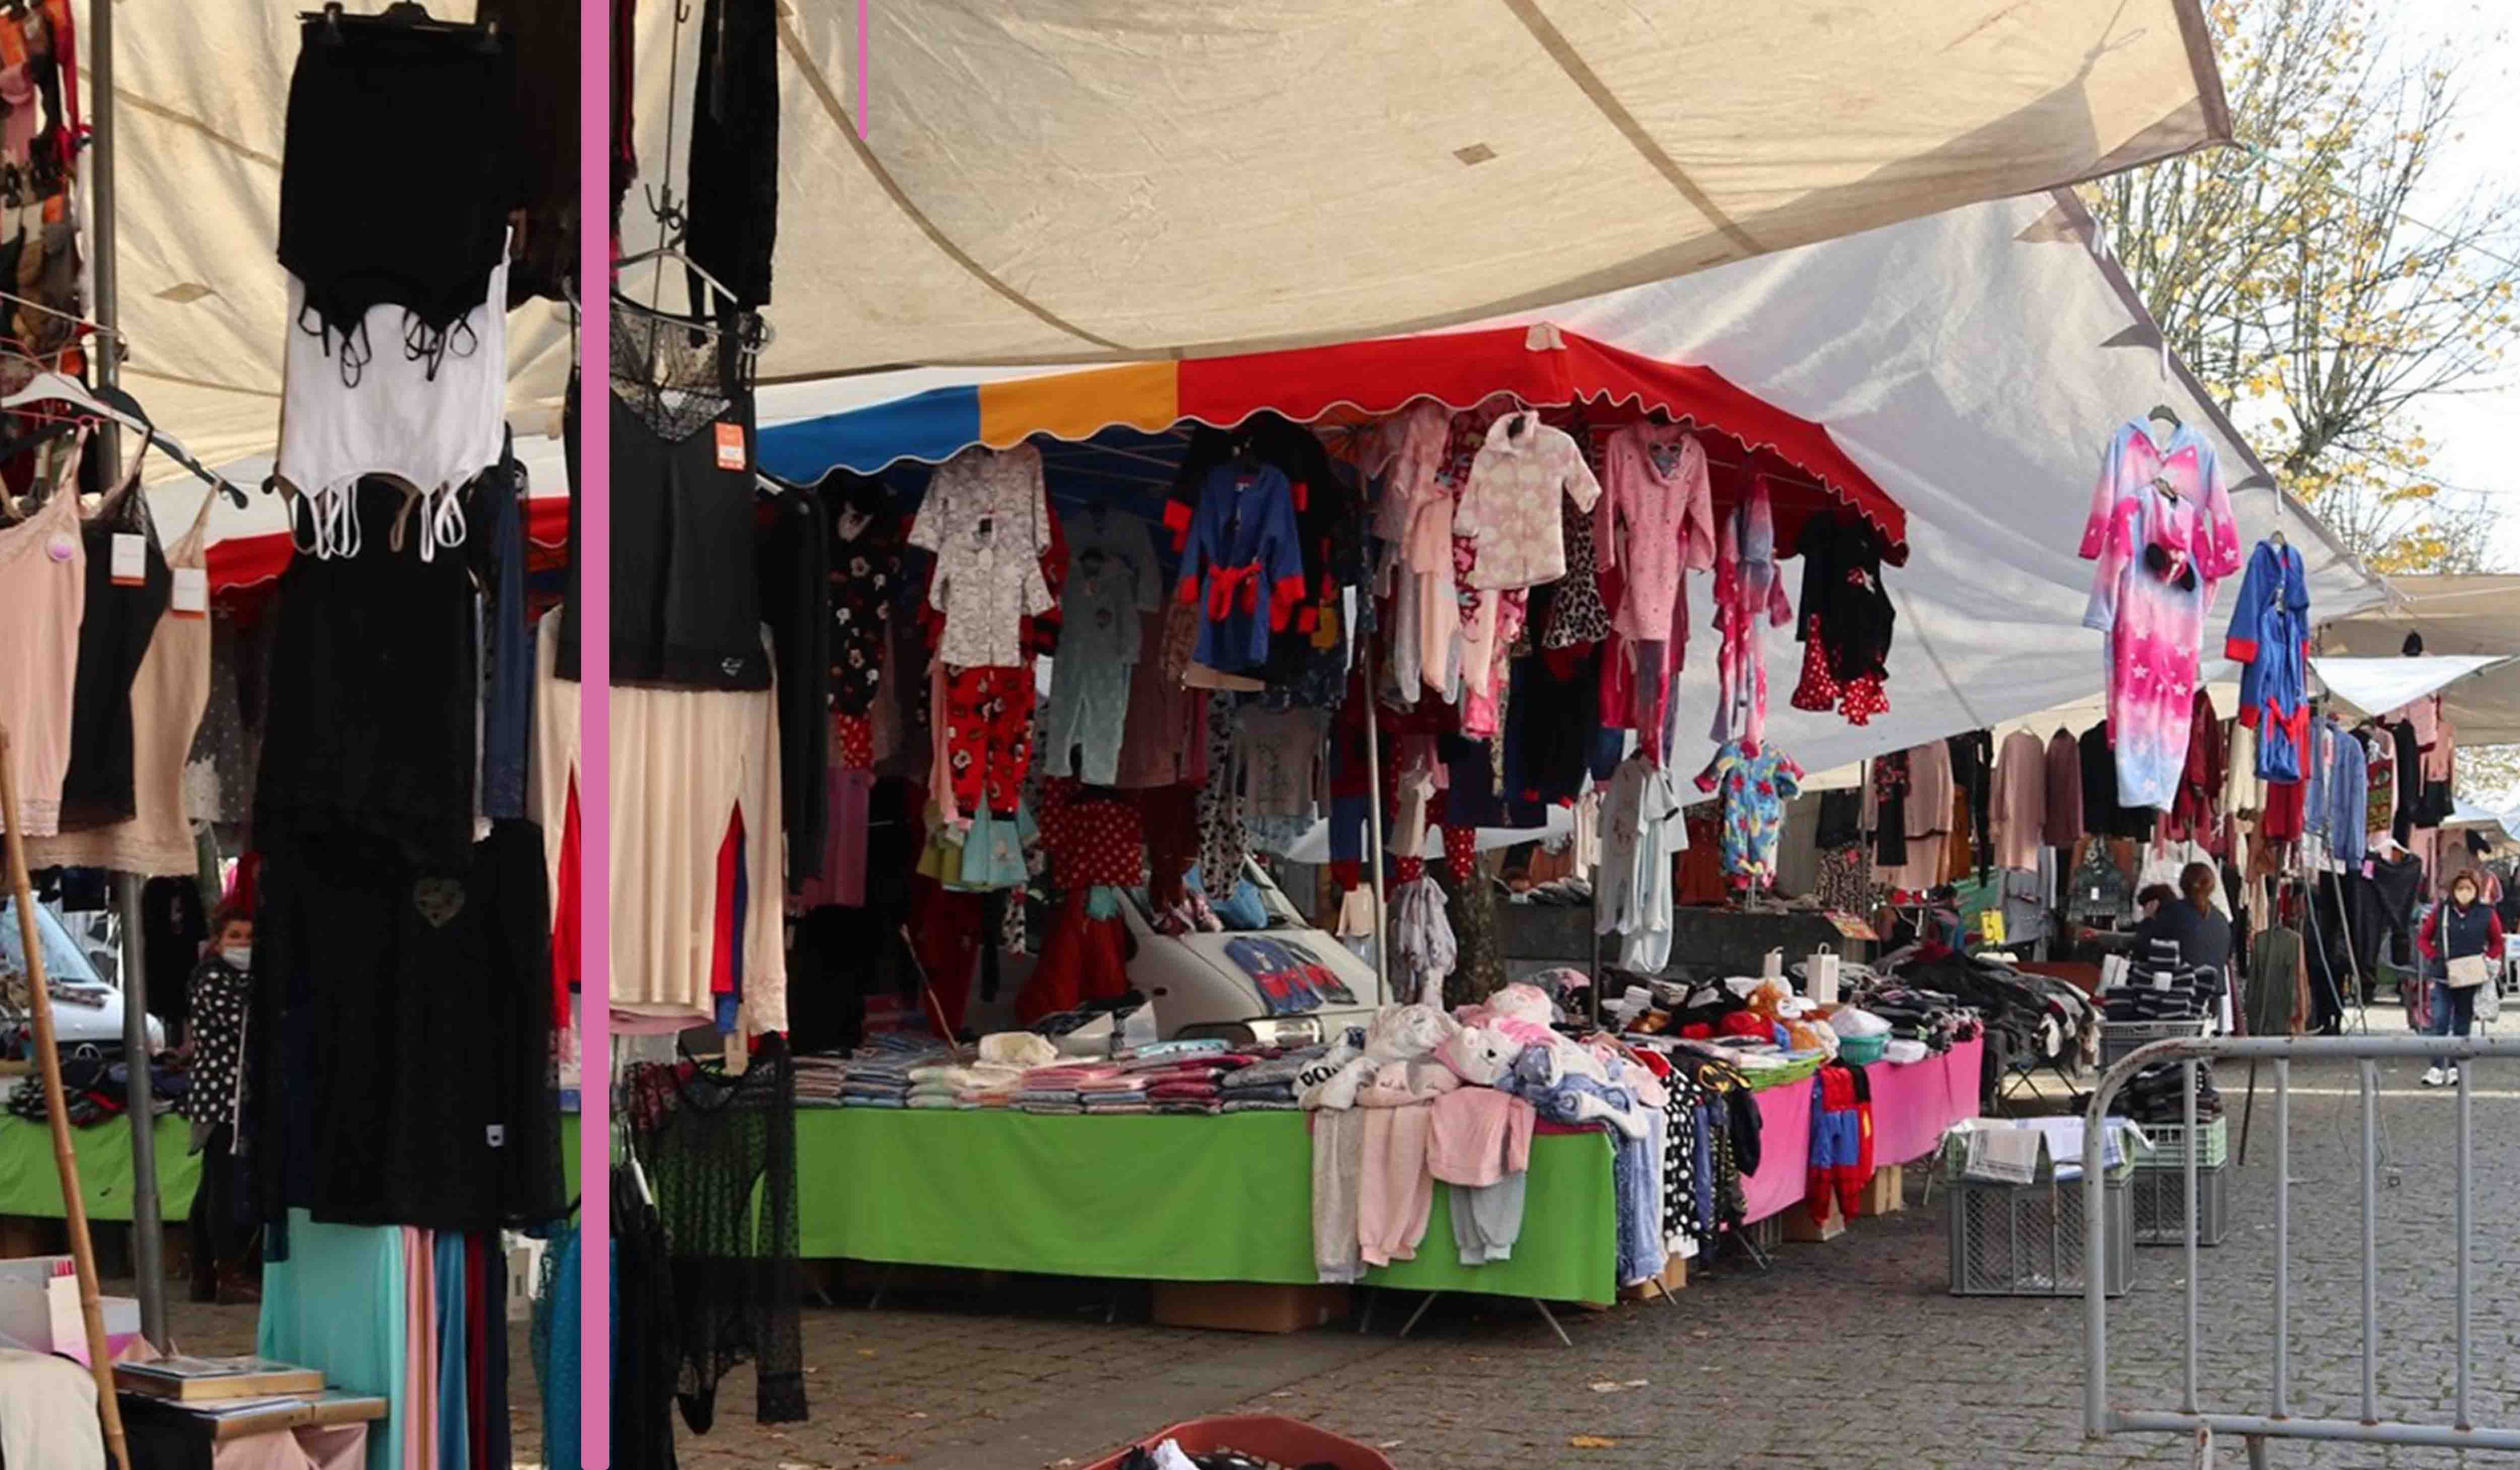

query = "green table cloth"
[
  {"left": 570, "top": 1107, "right": 1619, "bottom": 1305},
  {"left": 0, "top": 1112, "right": 197, "bottom": 1220},
  {"left": 0, "top": 1108, "right": 1617, "bottom": 1304}
]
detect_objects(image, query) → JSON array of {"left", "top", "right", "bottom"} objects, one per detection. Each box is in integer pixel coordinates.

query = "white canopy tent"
[
  {"left": 2317, "top": 577, "right": 2520, "bottom": 747},
  {"left": 629, "top": 0, "right": 2233, "bottom": 375},
  {"left": 89, "top": 0, "right": 2230, "bottom": 531},
  {"left": 2310, "top": 654, "right": 2514, "bottom": 726},
  {"left": 756, "top": 191, "right": 2391, "bottom": 781}
]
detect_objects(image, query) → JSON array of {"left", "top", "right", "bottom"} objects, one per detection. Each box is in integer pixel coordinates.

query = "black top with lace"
[
  {"left": 626, "top": 1037, "right": 805, "bottom": 1430},
  {"left": 557, "top": 301, "right": 775, "bottom": 689}
]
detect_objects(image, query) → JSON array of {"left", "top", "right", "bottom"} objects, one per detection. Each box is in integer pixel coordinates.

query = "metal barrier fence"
[{"left": 2082, "top": 1034, "right": 2520, "bottom": 1466}]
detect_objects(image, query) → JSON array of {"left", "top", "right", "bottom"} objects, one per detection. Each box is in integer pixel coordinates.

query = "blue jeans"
[{"left": 2430, "top": 981, "right": 2479, "bottom": 1069}]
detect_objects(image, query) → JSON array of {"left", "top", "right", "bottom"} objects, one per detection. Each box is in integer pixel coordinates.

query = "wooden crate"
[
  {"left": 1617, "top": 1253, "right": 1687, "bottom": 1301},
  {"left": 1782, "top": 1194, "right": 1847, "bottom": 1243},
  {"left": 1862, "top": 1163, "right": 1906, "bottom": 1216}
]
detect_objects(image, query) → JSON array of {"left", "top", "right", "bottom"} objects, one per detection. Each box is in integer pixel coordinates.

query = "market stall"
[{"left": 514, "top": 1037, "right": 1984, "bottom": 1309}]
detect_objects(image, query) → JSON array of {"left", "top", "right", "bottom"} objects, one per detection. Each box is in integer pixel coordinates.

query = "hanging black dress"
[{"left": 55, "top": 471, "right": 168, "bottom": 829}]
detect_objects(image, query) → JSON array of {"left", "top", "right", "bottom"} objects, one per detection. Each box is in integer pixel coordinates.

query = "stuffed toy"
[
  {"left": 1304, "top": 1002, "right": 1456, "bottom": 1110},
  {"left": 1438, "top": 1023, "right": 1520, "bottom": 1087}
]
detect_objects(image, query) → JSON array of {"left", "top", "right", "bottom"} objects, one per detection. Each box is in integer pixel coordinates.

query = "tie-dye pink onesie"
[{"left": 2079, "top": 421, "right": 2240, "bottom": 810}]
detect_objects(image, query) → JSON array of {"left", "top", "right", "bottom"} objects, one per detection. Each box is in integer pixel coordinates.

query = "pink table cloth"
[
  {"left": 1738, "top": 1036, "right": 1983, "bottom": 1224},
  {"left": 212, "top": 1424, "right": 367, "bottom": 1470}
]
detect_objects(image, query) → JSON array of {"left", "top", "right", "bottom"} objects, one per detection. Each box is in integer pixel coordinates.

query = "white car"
[
  {"left": 979, "top": 860, "right": 1384, "bottom": 1051},
  {"left": 0, "top": 898, "right": 168, "bottom": 1054}
]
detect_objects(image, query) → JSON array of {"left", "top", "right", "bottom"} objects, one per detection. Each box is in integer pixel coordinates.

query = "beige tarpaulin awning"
[
  {"left": 631, "top": 0, "right": 2233, "bottom": 378},
  {"left": 81, "top": 1, "right": 2228, "bottom": 475},
  {"left": 2318, "top": 577, "right": 2520, "bottom": 746}
]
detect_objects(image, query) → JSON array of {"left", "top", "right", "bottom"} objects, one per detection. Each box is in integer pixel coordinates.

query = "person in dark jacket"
[
  {"left": 180, "top": 901, "right": 258, "bottom": 1304},
  {"left": 2133, "top": 862, "right": 2232, "bottom": 975},
  {"left": 2418, "top": 868, "right": 2507, "bottom": 1087}
]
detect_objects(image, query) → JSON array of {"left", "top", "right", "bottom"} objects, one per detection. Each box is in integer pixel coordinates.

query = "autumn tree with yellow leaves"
[{"left": 2087, "top": 0, "right": 2520, "bottom": 576}]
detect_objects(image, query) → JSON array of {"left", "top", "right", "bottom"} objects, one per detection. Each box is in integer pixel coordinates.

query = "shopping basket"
[{"left": 1082, "top": 1416, "right": 1397, "bottom": 1470}]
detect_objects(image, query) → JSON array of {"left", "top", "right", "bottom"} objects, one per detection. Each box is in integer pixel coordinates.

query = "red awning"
[{"left": 1173, "top": 326, "right": 1903, "bottom": 560}]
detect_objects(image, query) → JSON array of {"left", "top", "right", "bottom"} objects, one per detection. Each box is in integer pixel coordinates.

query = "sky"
[{"left": 2386, "top": 0, "right": 2520, "bottom": 567}]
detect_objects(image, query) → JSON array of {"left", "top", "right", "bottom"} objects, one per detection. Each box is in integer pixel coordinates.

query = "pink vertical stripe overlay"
[{"left": 578, "top": 0, "right": 613, "bottom": 1462}]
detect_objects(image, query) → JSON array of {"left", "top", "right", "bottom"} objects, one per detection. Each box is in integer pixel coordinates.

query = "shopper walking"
[
  {"left": 181, "top": 902, "right": 258, "bottom": 1303},
  {"left": 2418, "top": 868, "right": 2504, "bottom": 1088}
]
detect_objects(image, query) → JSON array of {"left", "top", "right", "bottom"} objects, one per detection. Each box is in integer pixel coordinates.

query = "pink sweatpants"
[{"left": 1357, "top": 1103, "right": 1437, "bottom": 1267}]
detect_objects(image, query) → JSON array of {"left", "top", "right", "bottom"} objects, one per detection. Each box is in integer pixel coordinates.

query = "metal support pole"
[
  {"left": 2272, "top": 1059, "right": 2290, "bottom": 1419},
  {"left": 2454, "top": 1061, "right": 2472, "bottom": 1430},
  {"left": 2181, "top": 1055, "right": 2199, "bottom": 1416},
  {"left": 90, "top": 0, "right": 165, "bottom": 1351},
  {"left": 2358, "top": 1058, "right": 2378, "bottom": 1425},
  {"left": 118, "top": 874, "right": 164, "bottom": 1346},
  {"left": 1360, "top": 637, "right": 1389, "bottom": 1002}
]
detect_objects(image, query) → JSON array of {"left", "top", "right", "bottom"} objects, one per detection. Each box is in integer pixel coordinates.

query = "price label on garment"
[
  {"left": 2152, "top": 968, "right": 2175, "bottom": 991},
  {"left": 169, "top": 566, "right": 208, "bottom": 619},
  {"left": 714, "top": 421, "right": 747, "bottom": 472},
  {"left": 109, "top": 532, "right": 146, "bottom": 587},
  {"left": 1979, "top": 910, "right": 2007, "bottom": 944},
  {"left": 1826, "top": 911, "right": 1878, "bottom": 941}
]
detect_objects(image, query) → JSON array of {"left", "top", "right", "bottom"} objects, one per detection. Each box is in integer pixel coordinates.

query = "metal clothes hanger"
[
  {"left": 0, "top": 366, "right": 245, "bottom": 505},
  {"left": 305, "top": 2, "right": 500, "bottom": 53}
]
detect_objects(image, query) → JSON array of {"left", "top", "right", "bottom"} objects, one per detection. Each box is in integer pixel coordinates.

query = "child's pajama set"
[
  {"left": 1041, "top": 506, "right": 1161, "bottom": 786},
  {"left": 911, "top": 443, "right": 1057, "bottom": 818}
]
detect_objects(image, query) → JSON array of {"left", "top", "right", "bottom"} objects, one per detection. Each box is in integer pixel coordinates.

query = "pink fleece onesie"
[{"left": 1355, "top": 1060, "right": 1460, "bottom": 1267}]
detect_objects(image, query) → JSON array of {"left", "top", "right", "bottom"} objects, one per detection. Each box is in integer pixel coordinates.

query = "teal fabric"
[
  {"left": 435, "top": 1230, "right": 469, "bottom": 1470},
  {"left": 257, "top": 1211, "right": 407, "bottom": 1470}
]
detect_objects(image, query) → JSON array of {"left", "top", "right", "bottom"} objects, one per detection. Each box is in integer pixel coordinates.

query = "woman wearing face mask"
[
  {"left": 2417, "top": 869, "right": 2506, "bottom": 1088},
  {"left": 180, "top": 901, "right": 259, "bottom": 1304}
]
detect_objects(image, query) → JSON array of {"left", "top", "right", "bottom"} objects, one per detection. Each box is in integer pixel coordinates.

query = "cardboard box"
[
  {"left": 1618, "top": 1253, "right": 1687, "bottom": 1301},
  {"left": 1783, "top": 1195, "right": 1847, "bottom": 1243},
  {"left": 1151, "top": 1282, "right": 1348, "bottom": 1333},
  {"left": 0, "top": 1256, "right": 140, "bottom": 1364},
  {"left": 1862, "top": 1163, "right": 1906, "bottom": 1216}
]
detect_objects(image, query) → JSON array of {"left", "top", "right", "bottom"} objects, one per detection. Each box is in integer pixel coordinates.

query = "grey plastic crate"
[
  {"left": 2130, "top": 1161, "right": 2230, "bottom": 1246},
  {"left": 1947, "top": 1172, "right": 2132, "bottom": 1297}
]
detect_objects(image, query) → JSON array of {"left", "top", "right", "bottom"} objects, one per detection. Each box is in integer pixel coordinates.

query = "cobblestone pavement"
[{"left": 157, "top": 1007, "right": 2520, "bottom": 1469}]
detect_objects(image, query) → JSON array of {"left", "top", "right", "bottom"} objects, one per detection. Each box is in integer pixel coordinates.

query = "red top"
[{"left": 2418, "top": 902, "right": 2507, "bottom": 963}]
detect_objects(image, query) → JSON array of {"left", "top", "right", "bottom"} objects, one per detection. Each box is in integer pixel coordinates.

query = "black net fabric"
[{"left": 625, "top": 1037, "right": 805, "bottom": 1430}]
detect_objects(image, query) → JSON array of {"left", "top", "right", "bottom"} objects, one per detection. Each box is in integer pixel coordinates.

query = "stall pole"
[
  {"left": 577, "top": 10, "right": 615, "bottom": 1462},
  {"left": 117, "top": 874, "right": 164, "bottom": 1342},
  {"left": 1, "top": 730, "right": 131, "bottom": 1467},
  {"left": 87, "top": 0, "right": 168, "bottom": 1352},
  {"left": 1360, "top": 637, "right": 1390, "bottom": 999}
]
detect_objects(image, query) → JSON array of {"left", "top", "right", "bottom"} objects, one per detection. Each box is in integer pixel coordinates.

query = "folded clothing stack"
[
  {"left": 1017, "top": 1089, "right": 1084, "bottom": 1115},
  {"left": 1081, "top": 1075, "right": 1152, "bottom": 1114},
  {"left": 1147, "top": 1079, "right": 1222, "bottom": 1114},
  {"left": 1846, "top": 984, "right": 1974, "bottom": 1055},
  {"left": 1220, "top": 1046, "right": 1326, "bottom": 1112},
  {"left": 2123, "top": 1060, "right": 2223, "bottom": 1124},
  {"left": 794, "top": 1054, "right": 850, "bottom": 1107}
]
